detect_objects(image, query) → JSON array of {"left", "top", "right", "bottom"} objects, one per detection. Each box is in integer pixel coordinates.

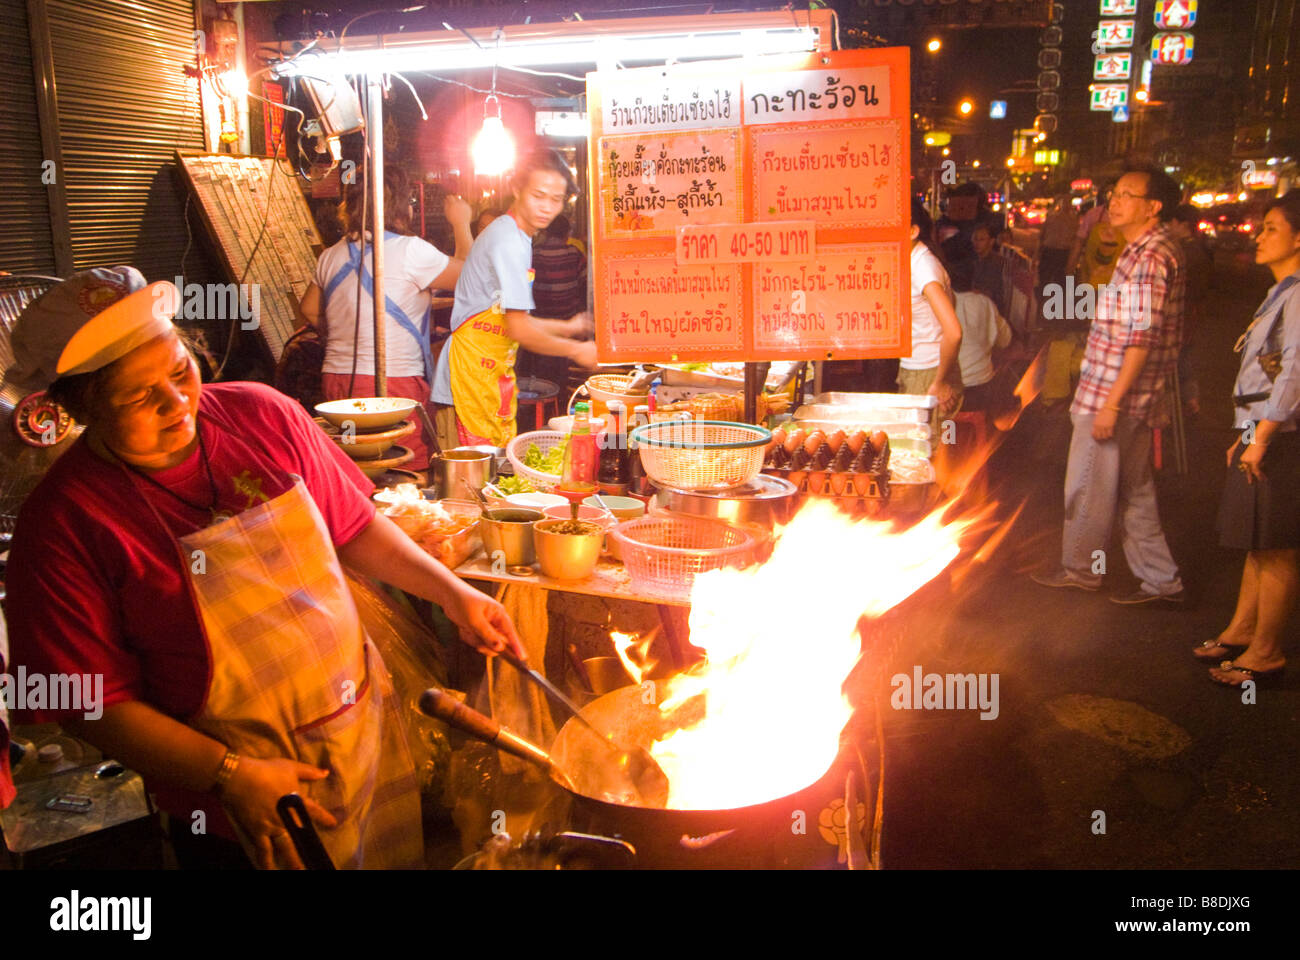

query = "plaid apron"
[{"left": 164, "top": 477, "right": 422, "bottom": 869}]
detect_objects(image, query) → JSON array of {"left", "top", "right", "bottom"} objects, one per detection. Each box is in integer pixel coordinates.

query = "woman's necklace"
[{"left": 126, "top": 423, "right": 233, "bottom": 524}]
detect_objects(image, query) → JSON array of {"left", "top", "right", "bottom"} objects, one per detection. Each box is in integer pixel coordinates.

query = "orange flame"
[
  {"left": 608, "top": 629, "right": 657, "bottom": 686},
  {"left": 648, "top": 500, "right": 970, "bottom": 810},
  {"left": 993, "top": 343, "right": 1048, "bottom": 433}
]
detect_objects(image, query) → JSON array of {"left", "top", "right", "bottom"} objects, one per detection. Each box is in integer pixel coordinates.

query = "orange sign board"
[{"left": 589, "top": 47, "right": 911, "bottom": 362}]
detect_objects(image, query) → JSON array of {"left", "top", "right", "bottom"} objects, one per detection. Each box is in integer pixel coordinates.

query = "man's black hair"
[
  {"left": 514, "top": 148, "right": 578, "bottom": 198},
  {"left": 1122, "top": 163, "right": 1181, "bottom": 221}
]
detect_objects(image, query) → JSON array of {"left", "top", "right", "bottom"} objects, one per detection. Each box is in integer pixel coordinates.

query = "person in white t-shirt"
[
  {"left": 899, "top": 199, "right": 963, "bottom": 428},
  {"left": 299, "top": 167, "right": 472, "bottom": 465},
  {"left": 949, "top": 259, "right": 1012, "bottom": 414}
]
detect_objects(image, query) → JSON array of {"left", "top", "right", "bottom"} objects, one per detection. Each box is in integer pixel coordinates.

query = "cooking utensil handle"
[
  {"left": 418, "top": 688, "right": 501, "bottom": 742},
  {"left": 276, "top": 793, "right": 336, "bottom": 870},
  {"left": 417, "top": 688, "right": 563, "bottom": 780},
  {"left": 567, "top": 644, "right": 594, "bottom": 690},
  {"left": 415, "top": 403, "right": 442, "bottom": 462},
  {"left": 497, "top": 649, "right": 600, "bottom": 734}
]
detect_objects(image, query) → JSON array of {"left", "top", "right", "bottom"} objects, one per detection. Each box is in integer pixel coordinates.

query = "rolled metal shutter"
[
  {"left": 0, "top": 0, "right": 57, "bottom": 274},
  {"left": 41, "top": 0, "right": 209, "bottom": 281}
]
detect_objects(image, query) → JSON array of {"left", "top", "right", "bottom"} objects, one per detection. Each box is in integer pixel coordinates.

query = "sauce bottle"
[
  {"left": 558, "top": 401, "right": 599, "bottom": 502},
  {"left": 628, "top": 403, "right": 650, "bottom": 495},
  {"left": 598, "top": 401, "right": 631, "bottom": 496}
]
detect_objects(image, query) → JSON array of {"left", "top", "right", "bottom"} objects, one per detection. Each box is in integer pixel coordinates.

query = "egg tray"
[{"left": 762, "top": 437, "right": 891, "bottom": 502}]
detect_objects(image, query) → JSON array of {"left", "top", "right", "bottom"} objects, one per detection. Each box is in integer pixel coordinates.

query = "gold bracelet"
[
  {"left": 1104, "top": 403, "right": 1123, "bottom": 412},
  {"left": 212, "top": 751, "right": 240, "bottom": 794}
]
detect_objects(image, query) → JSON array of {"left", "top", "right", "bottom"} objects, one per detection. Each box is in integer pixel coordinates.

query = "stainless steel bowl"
[
  {"left": 481, "top": 508, "right": 543, "bottom": 566},
  {"left": 653, "top": 474, "right": 799, "bottom": 528},
  {"left": 433, "top": 448, "right": 494, "bottom": 499}
]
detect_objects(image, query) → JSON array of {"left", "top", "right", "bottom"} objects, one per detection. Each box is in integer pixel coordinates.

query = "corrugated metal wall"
[
  {"left": 41, "top": 0, "right": 208, "bottom": 280},
  {"left": 0, "top": 1, "right": 57, "bottom": 274}
]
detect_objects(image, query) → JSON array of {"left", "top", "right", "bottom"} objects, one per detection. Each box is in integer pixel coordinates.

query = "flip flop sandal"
[
  {"left": 1193, "top": 639, "right": 1248, "bottom": 661},
  {"left": 1209, "top": 663, "right": 1286, "bottom": 688}
]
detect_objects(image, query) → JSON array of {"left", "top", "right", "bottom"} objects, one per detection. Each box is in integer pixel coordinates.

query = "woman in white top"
[
  {"left": 299, "top": 167, "right": 472, "bottom": 465},
  {"left": 899, "top": 199, "right": 963, "bottom": 429}
]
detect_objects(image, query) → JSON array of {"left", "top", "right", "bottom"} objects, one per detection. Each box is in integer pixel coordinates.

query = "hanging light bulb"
[{"left": 472, "top": 94, "right": 514, "bottom": 176}]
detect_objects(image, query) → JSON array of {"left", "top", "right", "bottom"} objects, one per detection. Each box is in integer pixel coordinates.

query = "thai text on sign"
[
  {"left": 604, "top": 257, "right": 743, "bottom": 355},
  {"left": 752, "top": 122, "right": 905, "bottom": 228},
  {"left": 598, "top": 130, "right": 743, "bottom": 238},
  {"left": 753, "top": 245, "right": 902, "bottom": 353},
  {"left": 677, "top": 222, "right": 816, "bottom": 265},
  {"left": 743, "top": 67, "right": 891, "bottom": 124},
  {"left": 601, "top": 78, "right": 742, "bottom": 133}
]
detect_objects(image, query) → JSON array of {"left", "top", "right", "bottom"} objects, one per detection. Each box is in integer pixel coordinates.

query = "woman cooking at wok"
[{"left": 3, "top": 267, "right": 523, "bottom": 869}]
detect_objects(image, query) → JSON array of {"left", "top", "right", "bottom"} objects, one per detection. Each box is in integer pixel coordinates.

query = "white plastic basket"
[
  {"left": 630, "top": 420, "right": 771, "bottom": 492},
  {"left": 505, "top": 430, "right": 566, "bottom": 488}
]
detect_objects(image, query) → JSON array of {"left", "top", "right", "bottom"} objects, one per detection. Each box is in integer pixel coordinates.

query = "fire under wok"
[{"left": 421, "top": 684, "right": 871, "bottom": 868}]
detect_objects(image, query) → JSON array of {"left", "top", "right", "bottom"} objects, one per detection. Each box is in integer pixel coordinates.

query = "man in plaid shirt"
[{"left": 1033, "top": 164, "right": 1186, "bottom": 603}]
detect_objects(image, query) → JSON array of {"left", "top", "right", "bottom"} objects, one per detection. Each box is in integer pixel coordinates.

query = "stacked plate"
[{"left": 314, "top": 397, "right": 420, "bottom": 479}]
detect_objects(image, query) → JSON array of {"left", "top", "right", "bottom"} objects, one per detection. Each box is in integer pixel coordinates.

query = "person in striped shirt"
[{"left": 1033, "top": 164, "right": 1186, "bottom": 604}]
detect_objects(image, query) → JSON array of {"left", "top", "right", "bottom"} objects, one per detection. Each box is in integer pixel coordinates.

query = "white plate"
[
  {"left": 315, "top": 397, "right": 420, "bottom": 430},
  {"left": 506, "top": 492, "right": 569, "bottom": 509}
]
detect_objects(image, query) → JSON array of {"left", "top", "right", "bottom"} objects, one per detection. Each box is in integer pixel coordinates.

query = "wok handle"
[{"left": 417, "top": 688, "right": 563, "bottom": 780}]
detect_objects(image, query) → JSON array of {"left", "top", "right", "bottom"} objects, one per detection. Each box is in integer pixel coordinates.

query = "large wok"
[{"left": 422, "top": 683, "right": 870, "bottom": 869}]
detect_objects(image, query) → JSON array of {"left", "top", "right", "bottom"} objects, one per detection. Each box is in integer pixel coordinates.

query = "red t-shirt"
[{"left": 5, "top": 382, "right": 375, "bottom": 828}]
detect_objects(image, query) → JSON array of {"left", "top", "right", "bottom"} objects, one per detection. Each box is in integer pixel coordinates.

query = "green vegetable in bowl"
[
  {"left": 493, "top": 474, "right": 537, "bottom": 495},
  {"left": 523, "top": 437, "right": 567, "bottom": 474}
]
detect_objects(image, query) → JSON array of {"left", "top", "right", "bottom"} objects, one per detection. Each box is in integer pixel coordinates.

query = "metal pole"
[
  {"left": 367, "top": 75, "right": 387, "bottom": 396},
  {"left": 26, "top": 0, "right": 74, "bottom": 275}
]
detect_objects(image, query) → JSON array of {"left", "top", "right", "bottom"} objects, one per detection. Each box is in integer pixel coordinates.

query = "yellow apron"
[
  {"left": 158, "top": 477, "right": 422, "bottom": 869},
  {"left": 446, "top": 305, "right": 519, "bottom": 446}
]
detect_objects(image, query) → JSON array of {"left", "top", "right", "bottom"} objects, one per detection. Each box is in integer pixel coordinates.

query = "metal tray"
[
  {"left": 795, "top": 405, "right": 930, "bottom": 426},
  {"left": 889, "top": 436, "right": 934, "bottom": 461},
  {"left": 662, "top": 362, "right": 800, "bottom": 390},
  {"left": 810, "top": 392, "right": 938, "bottom": 410}
]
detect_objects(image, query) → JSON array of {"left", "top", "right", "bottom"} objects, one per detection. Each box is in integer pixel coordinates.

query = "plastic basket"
[
  {"left": 609, "top": 514, "right": 755, "bottom": 602},
  {"left": 630, "top": 420, "right": 772, "bottom": 492},
  {"left": 585, "top": 373, "right": 647, "bottom": 406},
  {"left": 505, "top": 430, "right": 566, "bottom": 488}
]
